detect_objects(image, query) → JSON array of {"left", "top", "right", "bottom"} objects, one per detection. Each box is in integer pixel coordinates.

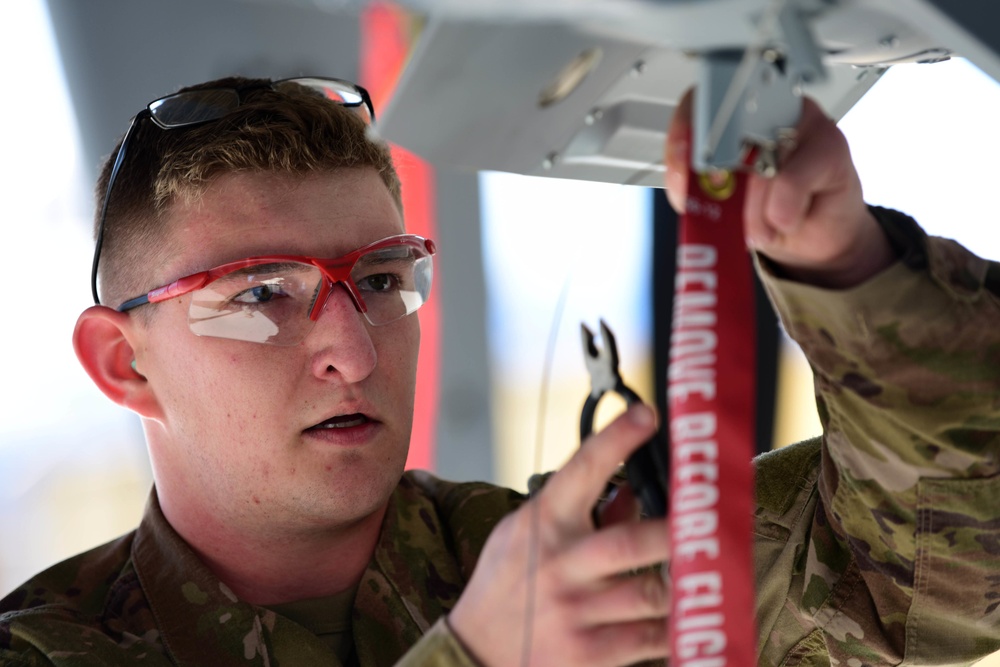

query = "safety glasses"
[
  {"left": 117, "top": 235, "right": 436, "bottom": 346},
  {"left": 91, "top": 77, "right": 376, "bottom": 305}
]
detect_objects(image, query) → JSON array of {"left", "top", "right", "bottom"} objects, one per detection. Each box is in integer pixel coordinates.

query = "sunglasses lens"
[
  {"left": 149, "top": 89, "right": 241, "bottom": 128},
  {"left": 275, "top": 78, "right": 372, "bottom": 123},
  {"left": 187, "top": 262, "right": 323, "bottom": 345},
  {"left": 351, "top": 243, "right": 433, "bottom": 325}
]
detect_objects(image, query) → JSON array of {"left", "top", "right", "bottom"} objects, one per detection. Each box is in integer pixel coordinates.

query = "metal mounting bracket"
[{"left": 694, "top": 1, "right": 829, "bottom": 172}]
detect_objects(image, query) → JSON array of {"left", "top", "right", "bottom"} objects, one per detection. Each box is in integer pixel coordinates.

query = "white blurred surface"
[
  {"left": 0, "top": 0, "right": 152, "bottom": 597},
  {"left": 841, "top": 58, "right": 1000, "bottom": 261}
]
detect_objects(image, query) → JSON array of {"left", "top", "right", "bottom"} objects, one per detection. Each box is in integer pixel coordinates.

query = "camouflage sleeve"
[
  {"left": 395, "top": 617, "right": 481, "bottom": 667},
  {"left": 758, "top": 207, "right": 1000, "bottom": 662},
  {"left": 0, "top": 640, "right": 55, "bottom": 667}
]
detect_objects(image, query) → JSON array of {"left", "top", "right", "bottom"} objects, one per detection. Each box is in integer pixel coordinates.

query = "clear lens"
[
  {"left": 350, "top": 245, "right": 433, "bottom": 325},
  {"left": 186, "top": 243, "right": 433, "bottom": 345},
  {"left": 188, "top": 262, "right": 322, "bottom": 345}
]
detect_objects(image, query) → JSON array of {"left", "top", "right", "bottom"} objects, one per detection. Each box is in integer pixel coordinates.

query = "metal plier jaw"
[{"left": 580, "top": 320, "right": 667, "bottom": 518}]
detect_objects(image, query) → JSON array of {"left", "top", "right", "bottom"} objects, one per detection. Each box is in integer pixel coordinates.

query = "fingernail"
[{"left": 630, "top": 404, "right": 654, "bottom": 427}]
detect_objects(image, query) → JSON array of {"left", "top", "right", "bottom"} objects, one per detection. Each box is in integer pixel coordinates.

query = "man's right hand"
[{"left": 448, "top": 404, "right": 671, "bottom": 667}]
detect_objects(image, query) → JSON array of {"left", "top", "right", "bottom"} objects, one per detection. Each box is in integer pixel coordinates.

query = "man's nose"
[{"left": 308, "top": 283, "right": 377, "bottom": 383}]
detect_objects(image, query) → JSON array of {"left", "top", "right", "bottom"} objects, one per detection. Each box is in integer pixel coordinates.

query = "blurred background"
[{"left": 2, "top": 8, "right": 1000, "bottom": 662}]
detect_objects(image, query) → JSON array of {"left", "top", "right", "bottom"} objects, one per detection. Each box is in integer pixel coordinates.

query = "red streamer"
[{"left": 668, "top": 163, "right": 758, "bottom": 665}]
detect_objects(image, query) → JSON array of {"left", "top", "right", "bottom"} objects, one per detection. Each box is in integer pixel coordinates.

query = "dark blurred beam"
[{"left": 922, "top": 1, "right": 1000, "bottom": 63}]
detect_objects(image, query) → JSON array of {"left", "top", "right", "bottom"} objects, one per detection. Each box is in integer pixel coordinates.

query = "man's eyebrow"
[
  {"left": 361, "top": 249, "right": 416, "bottom": 265},
  {"left": 217, "top": 262, "right": 311, "bottom": 280}
]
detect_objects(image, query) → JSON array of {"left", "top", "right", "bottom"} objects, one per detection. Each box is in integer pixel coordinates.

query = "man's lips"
[{"left": 306, "top": 413, "right": 373, "bottom": 431}]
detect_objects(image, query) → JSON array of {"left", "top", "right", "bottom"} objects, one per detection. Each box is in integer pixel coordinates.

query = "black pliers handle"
[{"left": 580, "top": 320, "right": 668, "bottom": 518}]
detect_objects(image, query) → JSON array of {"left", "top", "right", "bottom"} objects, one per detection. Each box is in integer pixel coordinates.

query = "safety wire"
[{"left": 520, "top": 274, "right": 573, "bottom": 667}]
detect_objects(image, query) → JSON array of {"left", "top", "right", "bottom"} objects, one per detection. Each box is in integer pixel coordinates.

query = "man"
[{"left": 0, "top": 74, "right": 997, "bottom": 667}]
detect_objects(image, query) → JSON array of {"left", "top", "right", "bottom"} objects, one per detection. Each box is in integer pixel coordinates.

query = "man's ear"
[{"left": 73, "top": 306, "right": 162, "bottom": 421}]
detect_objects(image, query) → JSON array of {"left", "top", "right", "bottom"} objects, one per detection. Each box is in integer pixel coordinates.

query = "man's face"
[{"left": 134, "top": 168, "right": 418, "bottom": 534}]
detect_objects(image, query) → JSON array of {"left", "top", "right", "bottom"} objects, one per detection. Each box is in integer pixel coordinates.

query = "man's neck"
[{"left": 158, "top": 488, "right": 389, "bottom": 606}]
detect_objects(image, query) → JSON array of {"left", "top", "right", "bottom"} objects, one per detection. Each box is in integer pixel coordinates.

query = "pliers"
[{"left": 580, "top": 320, "right": 668, "bottom": 518}]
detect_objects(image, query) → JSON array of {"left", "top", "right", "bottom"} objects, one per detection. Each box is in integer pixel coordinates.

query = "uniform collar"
[{"left": 132, "top": 477, "right": 467, "bottom": 666}]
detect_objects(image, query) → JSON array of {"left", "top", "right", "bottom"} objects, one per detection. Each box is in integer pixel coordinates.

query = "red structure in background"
[{"left": 361, "top": 3, "right": 440, "bottom": 471}]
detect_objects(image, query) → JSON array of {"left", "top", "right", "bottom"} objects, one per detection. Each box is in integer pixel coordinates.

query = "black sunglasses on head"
[{"left": 90, "top": 76, "right": 376, "bottom": 305}]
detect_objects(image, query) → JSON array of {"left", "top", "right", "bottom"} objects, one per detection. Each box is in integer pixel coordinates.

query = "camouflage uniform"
[
  {"left": 3, "top": 208, "right": 1000, "bottom": 665},
  {"left": 754, "top": 207, "right": 1000, "bottom": 666},
  {"left": 0, "top": 474, "right": 521, "bottom": 666}
]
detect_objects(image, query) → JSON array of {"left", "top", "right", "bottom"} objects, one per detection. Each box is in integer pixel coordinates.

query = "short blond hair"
[{"left": 94, "top": 76, "right": 401, "bottom": 307}]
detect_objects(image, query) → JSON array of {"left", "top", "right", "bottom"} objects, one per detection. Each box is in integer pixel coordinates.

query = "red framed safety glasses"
[{"left": 117, "top": 235, "right": 436, "bottom": 346}]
